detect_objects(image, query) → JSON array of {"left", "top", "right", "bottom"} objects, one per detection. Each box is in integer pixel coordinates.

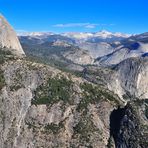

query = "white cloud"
[
  {"left": 53, "top": 23, "right": 115, "bottom": 29},
  {"left": 53, "top": 23, "right": 92, "bottom": 28}
]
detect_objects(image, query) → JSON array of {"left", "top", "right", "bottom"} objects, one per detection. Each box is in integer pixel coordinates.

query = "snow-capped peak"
[
  {"left": 17, "top": 30, "right": 131, "bottom": 42},
  {"left": 95, "top": 30, "right": 130, "bottom": 38},
  {"left": 62, "top": 32, "right": 94, "bottom": 40},
  {"left": 62, "top": 30, "right": 130, "bottom": 40},
  {"left": 17, "top": 32, "right": 54, "bottom": 37}
]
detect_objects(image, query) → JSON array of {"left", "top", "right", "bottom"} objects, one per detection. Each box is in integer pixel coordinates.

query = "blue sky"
[{"left": 0, "top": 0, "right": 147, "bottom": 34}]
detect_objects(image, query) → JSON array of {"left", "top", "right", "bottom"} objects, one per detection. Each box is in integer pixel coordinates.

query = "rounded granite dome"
[{"left": 0, "top": 14, "right": 25, "bottom": 57}]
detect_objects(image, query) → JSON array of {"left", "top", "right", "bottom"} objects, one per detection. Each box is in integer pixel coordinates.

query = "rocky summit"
[{"left": 0, "top": 15, "right": 147, "bottom": 148}]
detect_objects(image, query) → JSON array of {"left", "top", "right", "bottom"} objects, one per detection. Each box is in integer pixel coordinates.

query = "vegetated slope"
[
  {"left": 0, "top": 49, "right": 147, "bottom": 148},
  {"left": 0, "top": 48, "right": 123, "bottom": 148},
  {"left": 21, "top": 39, "right": 93, "bottom": 66}
]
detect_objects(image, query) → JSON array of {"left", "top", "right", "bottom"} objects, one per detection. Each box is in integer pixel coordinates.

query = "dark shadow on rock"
[{"left": 109, "top": 106, "right": 126, "bottom": 148}]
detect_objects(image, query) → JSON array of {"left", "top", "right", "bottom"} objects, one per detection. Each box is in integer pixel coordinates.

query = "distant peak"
[
  {"left": 95, "top": 30, "right": 131, "bottom": 38},
  {"left": 99, "top": 30, "right": 111, "bottom": 33},
  {"left": 17, "top": 31, "right": 54, "bottom": 37}
]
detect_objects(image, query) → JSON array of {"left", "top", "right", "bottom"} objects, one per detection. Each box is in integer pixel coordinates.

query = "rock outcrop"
[
  {"left": 109, "top": 100, "right": 148, "bottom": 148},
  {"left": 0, "top": 14, "right": 25, "bottom": 57},
  {"left": 63, "top": 47, "right": 94, "bottom": 65}
]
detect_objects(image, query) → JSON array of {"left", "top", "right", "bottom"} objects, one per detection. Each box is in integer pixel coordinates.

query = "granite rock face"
[
  {"left": 0, "top": 57, "right": 121, "bottom": 148},
  {"left": 83, "top": 57, "right": 148, "bottom": 101},
  {"left": 0, "top": 15, "right": 25, "bottom": 57},
  {"left": 109, "top": 57, "right": 148, "bottom": 100},
  {"left": 63, "top": 47, "right": 94, "bottom": 65}
]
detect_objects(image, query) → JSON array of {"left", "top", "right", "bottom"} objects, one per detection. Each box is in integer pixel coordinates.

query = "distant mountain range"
[
  {"left": 18, "top": 30, "right": 148, "bottom": 66},
  {"left": 18, "top": 30, "right": 130, "bottom": 42}
]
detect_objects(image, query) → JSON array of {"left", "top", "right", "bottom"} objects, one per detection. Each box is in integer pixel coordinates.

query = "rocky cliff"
[
  {"left": 109, "top": 100, "right": 148, "bottom": 148},
  {"left": 83, "top": 57, "right": 148, "bottom": 101},
  {"left": 109, "top": 57, "right": 148, "bottom": 100},
  {"left": 0, "top": 51, "right": 123, "bottom": 148},
  {"left": 1, "top": 45, "right": 148, "bottom": 148}
]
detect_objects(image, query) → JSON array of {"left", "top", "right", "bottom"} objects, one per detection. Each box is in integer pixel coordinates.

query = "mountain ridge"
[{"left": 18, "top": 30, "right": 130, "bottom": 41}]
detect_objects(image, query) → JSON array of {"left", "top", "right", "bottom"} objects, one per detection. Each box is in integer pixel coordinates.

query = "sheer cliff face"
[
  {"left": 82, "top": 57, "right": 148, "bottom": 101},
  {"left": 108, "top": 57, "right": 148, "bottom": 100},
  {"left": 0, "top": 15, "right": 25, "bottom": 57}
]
